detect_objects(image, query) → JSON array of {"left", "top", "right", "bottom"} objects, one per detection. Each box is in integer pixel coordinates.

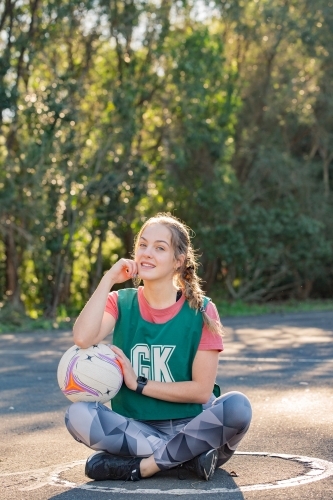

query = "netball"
[{"left": 57, "top": 343, "right": 123, "bottom": 403}]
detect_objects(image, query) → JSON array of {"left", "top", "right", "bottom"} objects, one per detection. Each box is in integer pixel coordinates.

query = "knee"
[
  {"left": 214, "top": 391, "right": 252, "bottom": 432},
  {"left": 65, "top": 401, "right": 102, "bottom": 438},
  {"left": 65, "top": 401, "right": 93, "bottom": 426}
]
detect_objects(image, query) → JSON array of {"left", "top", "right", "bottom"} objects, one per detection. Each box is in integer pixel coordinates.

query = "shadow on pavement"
[{"left": 47, "top": 467, "right": 244, "bottom": 500}]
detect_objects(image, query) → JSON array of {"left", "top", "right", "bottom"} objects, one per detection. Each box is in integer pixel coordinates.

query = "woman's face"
[{"left": 135, "top": 223, "right": 184, "bottom": 283}]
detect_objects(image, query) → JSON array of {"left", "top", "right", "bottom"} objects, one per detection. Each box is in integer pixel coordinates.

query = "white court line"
[{"left": 1, "top": 452, "right": 331, "bottom": 493}]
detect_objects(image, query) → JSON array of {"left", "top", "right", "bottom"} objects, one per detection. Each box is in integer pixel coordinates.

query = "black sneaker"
[
  {"left": 85, "top": 451, "right": 142, "bottom": 481},
  {"left": 180, "top": 449, "right": 218, "bottom": 481}
]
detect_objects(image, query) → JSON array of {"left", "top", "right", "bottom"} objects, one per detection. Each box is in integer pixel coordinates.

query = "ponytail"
[{"left": 177, "top": 257, "right": 224, "bottom": 337}]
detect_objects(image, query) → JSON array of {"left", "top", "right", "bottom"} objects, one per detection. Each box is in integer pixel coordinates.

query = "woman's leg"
[
  {"left": 65, "top": 401, "right": 168, "bottom": 457},
  {"left": 153, "top": 391, "right": 252, "bottom": 470},
  {"left": 65, "top": 392, "right": 251, "bottom": 479}
]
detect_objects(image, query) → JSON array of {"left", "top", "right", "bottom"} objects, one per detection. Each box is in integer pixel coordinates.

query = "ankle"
[{"left": 140, "top": 456, "right": 160, "bottom": 478}]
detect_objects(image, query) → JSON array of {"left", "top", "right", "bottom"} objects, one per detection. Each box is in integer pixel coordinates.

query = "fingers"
[
  {"left": 110, "top": 345, "right": 127, "bottom": 363},
  {"left": 110, "top": 345, "right": 137, "bottom": 391},
  {"left": 122, "top": 259, "right": 138, "bottom": 278},
  {"left": 109, "top": 258, "right": 138, "bottom": 283},
  {"left": 110, "top": 345, "right": 123, "bottom": 355}
]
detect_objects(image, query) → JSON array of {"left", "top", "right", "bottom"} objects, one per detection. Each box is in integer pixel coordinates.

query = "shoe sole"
[{"left": 201, "top": 449, "right": 218, "bottom": 481}]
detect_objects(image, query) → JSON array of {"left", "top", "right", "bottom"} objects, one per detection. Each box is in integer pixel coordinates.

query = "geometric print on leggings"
[
  {"left": 65, "top": 391, "right": 252, "bottom": 470},
  {"left": 153, "top": 391, "right": 252, "bottom": 470},
  {"left": 65, "top": 401, "right": 167, "bottom": 457}
]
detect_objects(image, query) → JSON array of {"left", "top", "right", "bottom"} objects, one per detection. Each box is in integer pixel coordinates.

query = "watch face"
[{"left": 137, "top": 376, "right": 148, "bottom": 384}]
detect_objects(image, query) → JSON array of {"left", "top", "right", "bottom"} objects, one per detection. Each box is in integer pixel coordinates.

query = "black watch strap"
[{"left": 135, "top": 376, "right": 148, "bottom": 394}]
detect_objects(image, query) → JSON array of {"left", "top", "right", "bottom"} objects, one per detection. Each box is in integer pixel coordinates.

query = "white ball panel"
[{"left": 57, "top": 343, "right": 123, "bottom": 403}]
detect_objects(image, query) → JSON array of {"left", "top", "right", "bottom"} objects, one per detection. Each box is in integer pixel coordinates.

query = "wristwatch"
[{"left": 136, "top": 376, "right": 148, "bottom": 394}]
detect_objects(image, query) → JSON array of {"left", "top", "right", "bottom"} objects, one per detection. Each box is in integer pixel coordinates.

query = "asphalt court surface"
[{"left": 0, "top": 310, "right": 333, "bottom": 499}]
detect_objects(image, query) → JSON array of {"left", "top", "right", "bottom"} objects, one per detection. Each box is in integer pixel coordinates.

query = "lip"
[{"left": 140, "top": 262, "right": 156, "bottom": 269}]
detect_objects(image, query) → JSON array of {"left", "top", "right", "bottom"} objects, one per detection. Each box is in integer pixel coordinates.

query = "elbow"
[
  {"left": 195, "top": 390, "right": 213, "bottom": 405},
  {"left": 190, "top": 381, "right": 213, "bottom": 404},
  {"left": 73, "top": 329, "right": 91, "bottom": 349},
  {"left": 74, "top": 339, "right": 91, "bottom": 349}
]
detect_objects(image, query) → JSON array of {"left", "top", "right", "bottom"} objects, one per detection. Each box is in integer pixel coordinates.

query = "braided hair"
[{"left": 133, "top": 213, "right": 223, "bottom": 337}]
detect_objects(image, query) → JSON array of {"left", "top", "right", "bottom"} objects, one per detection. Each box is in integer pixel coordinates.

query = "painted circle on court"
[{"left": 45, "top": 452, "right": 333, "bottom": 493}]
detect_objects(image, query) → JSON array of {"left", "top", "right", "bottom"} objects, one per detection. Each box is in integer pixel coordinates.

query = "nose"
[{"left": 142, "top": 246, "right": 153, "bottom": 258}]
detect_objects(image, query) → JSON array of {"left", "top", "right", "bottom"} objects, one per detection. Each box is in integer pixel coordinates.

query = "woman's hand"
[
  {"left": 110, "top": 345, "right": 137, "bottom": 391},
  {"left": 108, "top": 259, "right": 138, "bottom": 285},
  {"left": 72, "top": 258, "right": 137, "bottom": 349}
]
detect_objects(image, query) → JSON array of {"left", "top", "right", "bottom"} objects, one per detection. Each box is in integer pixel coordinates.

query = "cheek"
[{"left": 166, "top": 254, "right": 176, "bottom": 267}]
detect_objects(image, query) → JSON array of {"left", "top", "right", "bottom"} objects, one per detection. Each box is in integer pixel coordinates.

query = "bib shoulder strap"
[{"left": 199, "top": 296, "right": 211, "bottom": 312}]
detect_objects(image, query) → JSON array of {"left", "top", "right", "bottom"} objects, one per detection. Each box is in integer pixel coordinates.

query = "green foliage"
[
  {"left": 0, "top": 304, "right": 74, "bottom": 333},
  {"left": 214, "top": 200, "right": 331, "bottom": 301},
  {"left": 1, "top": 0, "right": 333, "bottom": 321}
]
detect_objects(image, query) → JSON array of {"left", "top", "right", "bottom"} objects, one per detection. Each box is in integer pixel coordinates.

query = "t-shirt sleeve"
[
  {"left": 198, "top": 301, "right": 224, "bottom": 352},
  {"left": 105, "top": 291, "right": 119, "bottom": 320}
]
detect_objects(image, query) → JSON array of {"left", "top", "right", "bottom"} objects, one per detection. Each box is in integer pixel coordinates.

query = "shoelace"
[{"left": 121, "top": 458, "right": 142, "bottom": 483}]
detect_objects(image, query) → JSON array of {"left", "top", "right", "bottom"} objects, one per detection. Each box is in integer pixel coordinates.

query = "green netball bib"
[{"left": 112, "top": 289, "right": 209, "bottom": 420}]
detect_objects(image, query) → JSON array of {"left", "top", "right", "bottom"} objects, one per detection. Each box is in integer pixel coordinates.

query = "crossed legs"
[{"left": 65, "top": 391, "right": 252, "bottom": 476}]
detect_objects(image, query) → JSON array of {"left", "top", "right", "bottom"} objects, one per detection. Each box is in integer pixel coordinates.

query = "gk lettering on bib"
[{"left": 131, "top": 344, "right": 175, "bottom": 382}]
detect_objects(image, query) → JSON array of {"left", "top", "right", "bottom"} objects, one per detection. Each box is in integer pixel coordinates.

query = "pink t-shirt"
[{"left": 105, "top": 287, "right": 223, "bottom": 351}]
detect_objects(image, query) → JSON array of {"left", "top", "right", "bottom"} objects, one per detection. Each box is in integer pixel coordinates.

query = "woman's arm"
[
  {"left": 112, "top": 346, "right": 219, "bottom": 404},
  {"left": 73, "top": 259, "right": 137, "bottom": 348}
]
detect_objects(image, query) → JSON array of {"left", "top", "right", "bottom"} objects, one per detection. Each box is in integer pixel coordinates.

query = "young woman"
[{"left": 65, "top": 213, "right": 252, "bottom": 482}]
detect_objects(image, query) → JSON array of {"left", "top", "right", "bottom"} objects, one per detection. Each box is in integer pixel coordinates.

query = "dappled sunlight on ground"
[
  {"left": 223, "top": 323, "right": 333, "bottom": 357},
  {"left": 258, "top": 388, "right": 333, "bottom": 422}
]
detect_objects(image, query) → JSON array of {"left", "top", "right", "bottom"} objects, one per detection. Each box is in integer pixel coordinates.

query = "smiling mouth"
[{"left": 141, "top": 263, "right": 155, "bottom": 269}]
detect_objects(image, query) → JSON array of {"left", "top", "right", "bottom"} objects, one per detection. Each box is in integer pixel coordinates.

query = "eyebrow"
[{"left": 140, "top": 236, "right": 170, "bottom": 247}]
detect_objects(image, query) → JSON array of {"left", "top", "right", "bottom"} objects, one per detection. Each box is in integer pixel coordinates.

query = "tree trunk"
[
  {"left": 44, "top": 252, "right": 65, "bottom": 319},
  {"left": 202, "top": 259, "right": 218, "bottom": 293},
  {"left": 323, "top": 157, "right": 331, "bottom": 199},
  {"left": 89, "top": 233, "right": 105, "bottom": 296},
  {"left": 59, "top": 267, "right": 73, "bottom": 307},
  {"left": 296, "top": 279, "right": 314, "bottom": 300},
  {"left": 123, "top": 226, "right": 134, "bottom": 258},
  {"left": 4, "top": 224, "right": 24, "bottom": 312}
]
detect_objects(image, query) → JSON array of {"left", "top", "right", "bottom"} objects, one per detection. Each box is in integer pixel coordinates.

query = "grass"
[
  {"left": 0, "top": 297, "right": 332, "bottom": 333},
  {"left": 0, "top": 311, "right": 74, "bottom": 334}
]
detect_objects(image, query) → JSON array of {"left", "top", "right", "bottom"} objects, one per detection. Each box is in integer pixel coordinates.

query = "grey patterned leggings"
[{"left": 65, "top": 391, "right": 252, "bottom": 471}]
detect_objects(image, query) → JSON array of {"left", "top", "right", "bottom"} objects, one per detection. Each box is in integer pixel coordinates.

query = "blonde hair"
[{"left": 133, "top": 213, "right": 223, "bottom": 337}]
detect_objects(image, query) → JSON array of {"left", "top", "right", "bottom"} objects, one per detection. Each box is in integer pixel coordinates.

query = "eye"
[
  {"left": 139, "top": 243, "right": 146, "bottom": 248},
  {"left": 157, "top": 246, "right": 165, "bottom": 251}
]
